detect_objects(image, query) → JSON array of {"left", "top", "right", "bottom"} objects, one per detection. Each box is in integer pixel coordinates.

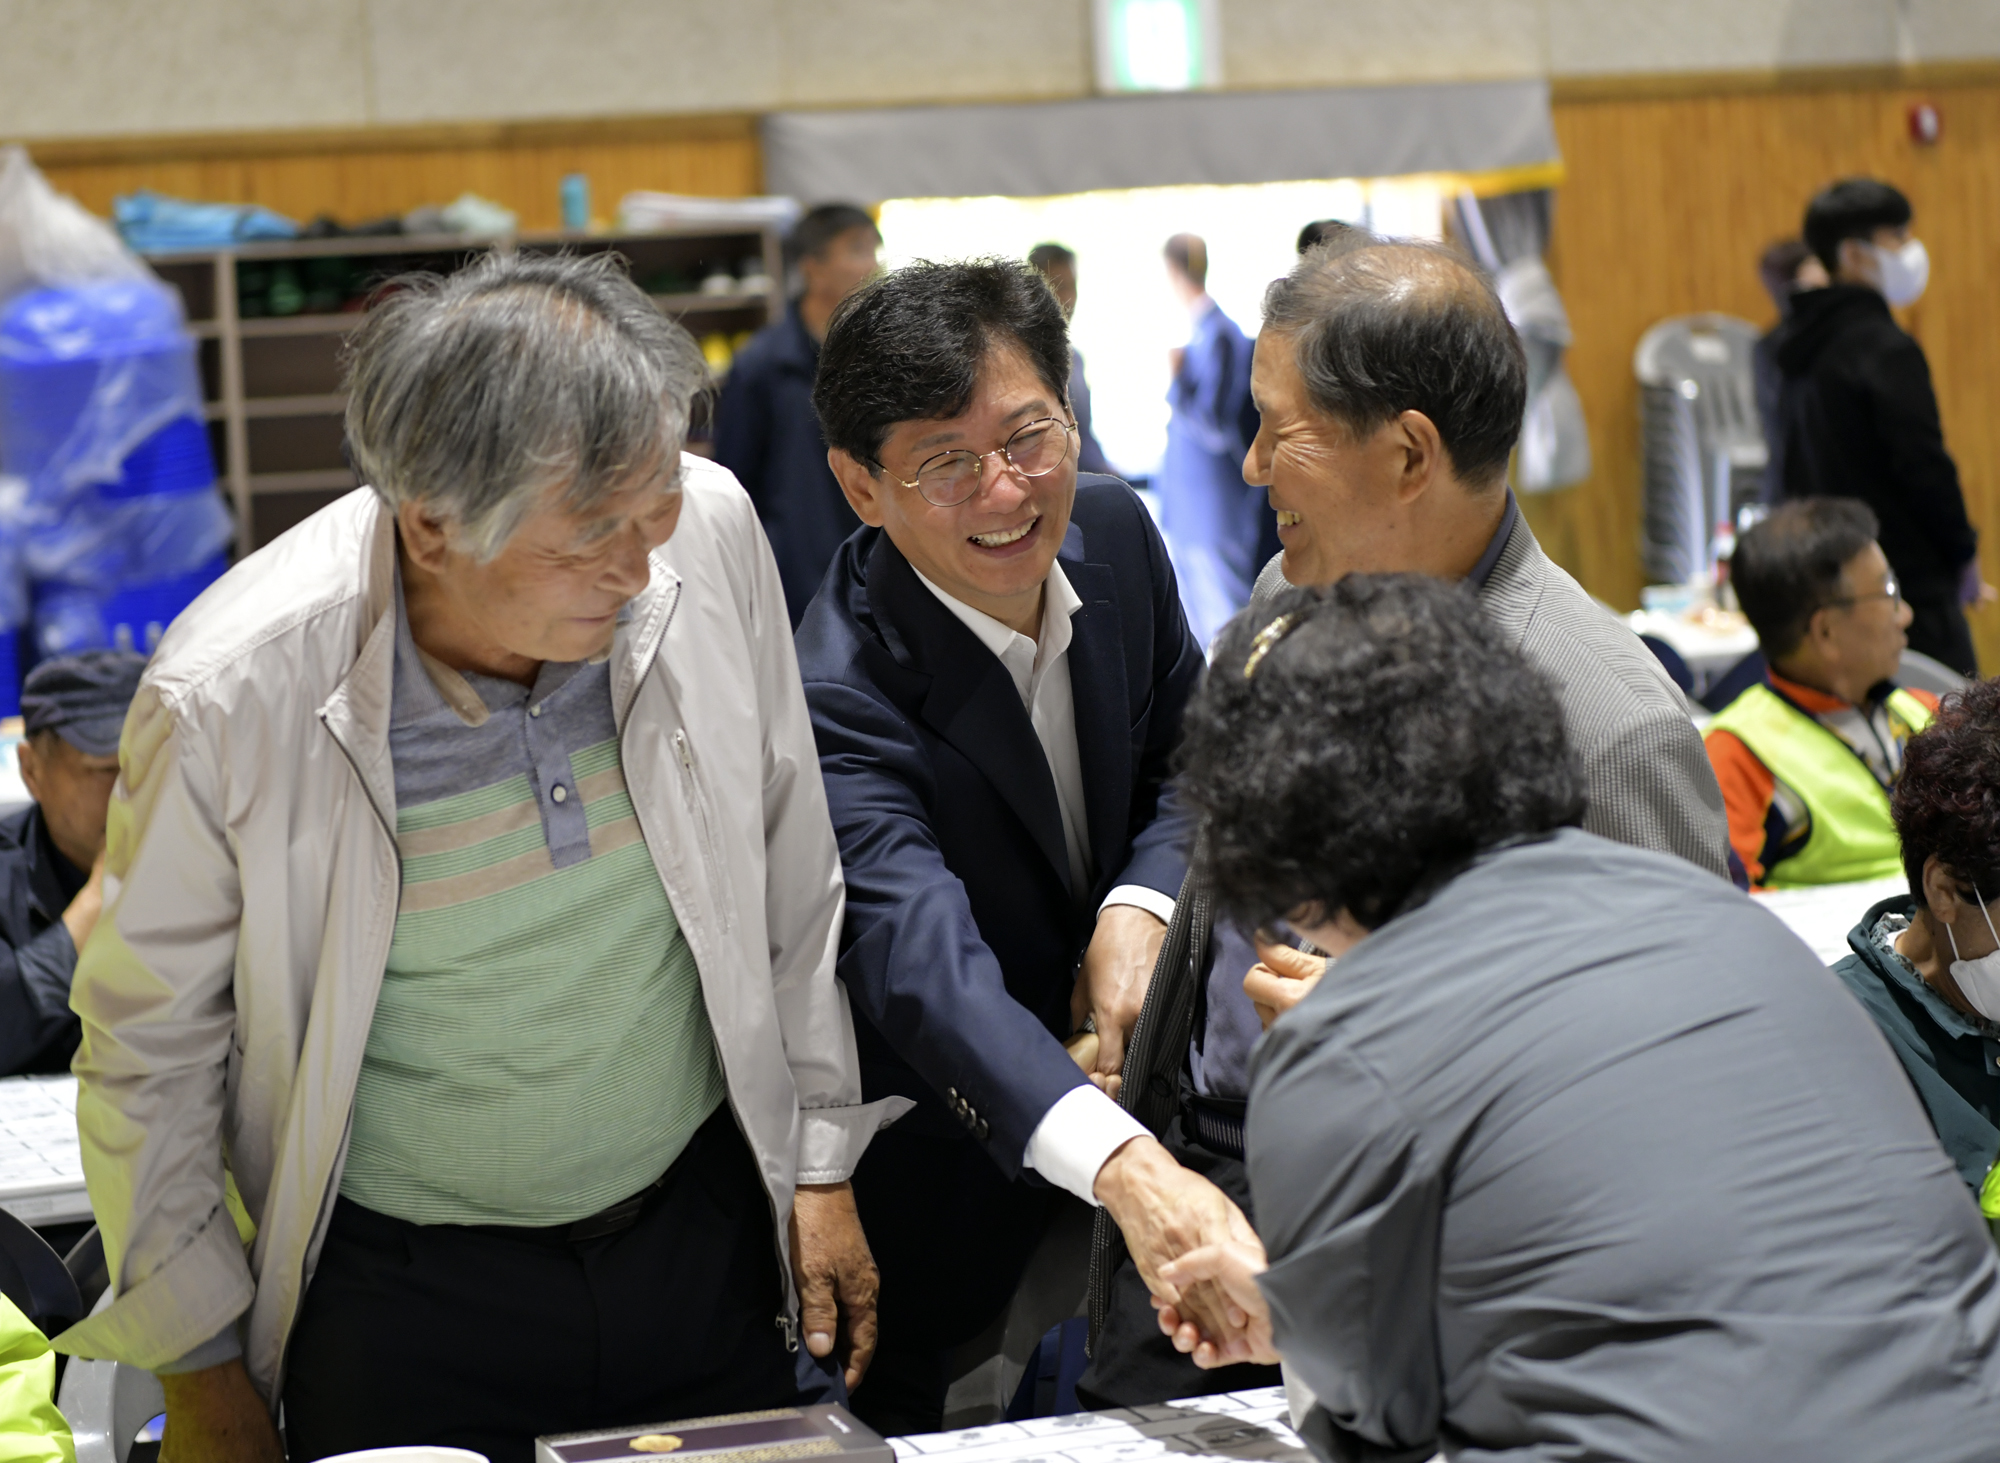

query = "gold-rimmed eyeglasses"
[{"left": 873, "top": 417, "right": 1077, "bottom": 508}]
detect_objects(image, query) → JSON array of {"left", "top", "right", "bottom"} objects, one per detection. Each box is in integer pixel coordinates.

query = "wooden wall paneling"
[{"left": 1539, "top": 73, "right": 2000, "bottom": 670}]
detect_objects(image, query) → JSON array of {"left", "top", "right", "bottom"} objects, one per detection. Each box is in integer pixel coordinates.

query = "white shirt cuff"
[
  {"left": 1022, "top": 1082, "right": 1151, "bottom": 1206},
  {"left": 154, "top": 1324, "right": 242, "bottom": 1376},
  {"left": 1101, "top": 883, "right": 1176, "bottom": 925}
]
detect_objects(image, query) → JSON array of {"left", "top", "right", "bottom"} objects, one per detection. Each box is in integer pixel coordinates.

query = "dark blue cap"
[{"left": 20, "top": 651, "right": 148, "bottom": 758}]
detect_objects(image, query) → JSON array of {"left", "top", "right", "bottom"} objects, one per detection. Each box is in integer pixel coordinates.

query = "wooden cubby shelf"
[{"left": 152, "top": 221, "right": 784, "bottom": 553}]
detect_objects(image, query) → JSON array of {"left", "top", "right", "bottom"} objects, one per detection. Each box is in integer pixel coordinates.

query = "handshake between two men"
[
  {"left": 1141, "top": 935, "right": 1325, "bottom": 1371},
  {"left": 1068, "top": 909, "right": 1327, "bottom": 1382},
  {"left": 1066, "top": 904, "right": 1261, "bottom": 1367}
]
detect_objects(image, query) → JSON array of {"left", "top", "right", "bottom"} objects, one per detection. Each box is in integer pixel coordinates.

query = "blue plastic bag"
[
  {"left": 0, "top": 278, "right": 231, "bottom": 657},
  {"left": 112, "top": 190, "right": 298, "bottom": 254},
  {"left": 0, "top": 486, "right": 24, "bottom": 714}
]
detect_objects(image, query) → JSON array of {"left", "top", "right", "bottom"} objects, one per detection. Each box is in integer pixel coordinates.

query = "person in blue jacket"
[
  {"left": 796, "top": 259, "right": 1255, "bottom": 1433},
  {"left": 0, "top": 650, "right": 142, "bottom": 1076},
  {"left": 713, "top": 203, "right": 881, "bottom": 625},
  {"left": 1157, "top": 234, "right": 1261, "bottom": 647}
]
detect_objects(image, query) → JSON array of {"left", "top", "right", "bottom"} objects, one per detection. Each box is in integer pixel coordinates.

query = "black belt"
[
  {"left": 1185, "top": 1094, "right": 1247, "bottom": 1160},
  {"left": 438, "top": 1159, "right": 680, "bottom": 1255},
  {"left": 449, "top": 1170, "right": 671, "bottom": 1249},
  {"left": 564, "top": 1173, "right": 669, "bottom": 1242}
]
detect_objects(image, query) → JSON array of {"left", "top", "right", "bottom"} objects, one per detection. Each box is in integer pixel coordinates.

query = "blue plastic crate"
[
  {"left": 31, "top": 554, "right": 226, "bottom": 660},
  {"left": 0, "top": 628, "right": 19, "bottom": 718}
]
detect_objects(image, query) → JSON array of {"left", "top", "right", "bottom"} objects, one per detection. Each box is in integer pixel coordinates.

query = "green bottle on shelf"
[{"left": 267, "top": 264, "right": 305, "bottom": 317}]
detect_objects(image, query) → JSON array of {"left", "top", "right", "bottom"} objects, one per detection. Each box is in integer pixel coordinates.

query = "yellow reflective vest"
[
  {"left": 1708, "top": 683, "right": 1934, "bottom": 889},
  {"left": 0, "top": 1294, "right": 73, "bottom": 1463}
]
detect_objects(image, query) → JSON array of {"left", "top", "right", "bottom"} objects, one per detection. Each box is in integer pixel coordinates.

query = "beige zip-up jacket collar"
[{"left": 55, "top": 462, "right": 909, "bottom": 1402}]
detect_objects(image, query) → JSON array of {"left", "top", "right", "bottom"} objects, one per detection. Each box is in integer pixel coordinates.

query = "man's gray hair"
[
  {"left": 344, "top": 250, "right": 709, "bottom": 558},
  {"left": 1262, "top": 232, "right": 1524, "bottom": 488}
]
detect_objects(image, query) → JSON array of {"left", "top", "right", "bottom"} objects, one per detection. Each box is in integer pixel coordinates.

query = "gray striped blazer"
[{"left": 1248, "top": 517, "right": 1731, "bottom": 879}]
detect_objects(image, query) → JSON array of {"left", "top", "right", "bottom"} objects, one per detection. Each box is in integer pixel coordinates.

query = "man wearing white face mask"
[
  {"left": 1833, "top": 675, "right": 2000, "bottom": 1228},
  {"left": 1774, "top": 177, "right": 1995, "bottom": 676}
]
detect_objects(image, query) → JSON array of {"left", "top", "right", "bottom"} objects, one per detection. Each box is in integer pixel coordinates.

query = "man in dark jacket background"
[
  {"left": 1774, "top": 177, "right": 1994, "bottom": 674},
  {"left": 713, "top": 203, "right": 880, "bottom": 625},
  {"left": 0, "top": 651, "right": 141, "bottom": 1075},
  {"left": 1750, "top": 236, "right": 1826, "bottom": 496}
]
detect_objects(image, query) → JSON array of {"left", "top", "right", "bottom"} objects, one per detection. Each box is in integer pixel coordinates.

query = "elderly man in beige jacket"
[{"left": 55, "top": 252, "right": 908, "bottom": 1463}]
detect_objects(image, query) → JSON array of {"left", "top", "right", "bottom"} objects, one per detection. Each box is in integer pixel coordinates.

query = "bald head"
[{"left": 1262, "top": 235, "right": 1525, "bottom": 488}]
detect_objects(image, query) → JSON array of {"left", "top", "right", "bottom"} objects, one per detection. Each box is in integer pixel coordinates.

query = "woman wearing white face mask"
[
  {"left": 1772, "top": 177, "right": 1997, "bottom": 679},
  {"left": 1832, "top": 676, "right": 2000, "bottom": 1227}
]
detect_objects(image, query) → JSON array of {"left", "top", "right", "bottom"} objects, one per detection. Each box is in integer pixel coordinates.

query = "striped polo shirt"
[{"left": 338, "top": 574, "right": 727, "bottom": 1226}]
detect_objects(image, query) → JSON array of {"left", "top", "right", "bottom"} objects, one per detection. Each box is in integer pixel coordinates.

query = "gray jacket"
[
  {"left": 1252, "top": 829, "right": 2000, "bottom": 1462},
  {"left": 1249, "top": 519, "right": 1729, "bottom": 880},
  {"left": 55, "top": 465, "right": 909, "bottom": 1400}
]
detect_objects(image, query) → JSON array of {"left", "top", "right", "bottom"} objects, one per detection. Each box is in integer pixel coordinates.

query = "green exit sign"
[{"left": 1095, "top": 0, "right": 1220, "bottom": 92}]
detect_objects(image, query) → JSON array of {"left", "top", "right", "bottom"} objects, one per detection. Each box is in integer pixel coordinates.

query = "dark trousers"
[
  {"left": 1075, "top": 1116, "right": 1281, "bottom": 1408},
  {"left": 1905, "top": 589, "right": 1980, "bottom": 678},
  {"left": 846, "top": 1127, "right": 1063, "bottom": 1436},
  {"left": 284, "top": 1106, "right": 824, "bottom": 1463}
]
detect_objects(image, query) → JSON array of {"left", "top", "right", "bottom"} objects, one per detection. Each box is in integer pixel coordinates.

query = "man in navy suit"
[
  {"left": 1159, "top": 233, "right": 1261, "bottom": 648},
  {"left": 796, "top": 260, "right": 1252, "bottom": 1433}
]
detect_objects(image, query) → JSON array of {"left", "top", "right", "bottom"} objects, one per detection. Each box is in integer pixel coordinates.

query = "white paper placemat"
[
  {"left": 1752, "top": 877, "right": 1906, "bottom": 966},
  {"left": 0, "top": 1074, "right": 88, "bottom": 1226},
  {"left": 891, "top": 1389, "right": 1305, "bottom": 1463}
]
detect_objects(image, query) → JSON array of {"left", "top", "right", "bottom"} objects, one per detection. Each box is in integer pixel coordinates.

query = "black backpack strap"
[{"left": 1085, "top": 857, "right": 1212, "bottom": 1354}]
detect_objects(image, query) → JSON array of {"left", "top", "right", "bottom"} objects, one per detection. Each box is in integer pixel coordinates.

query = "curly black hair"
[
  {"left": 1891, "top": 677, "right": 2000, "bottom": 903},
  {"left": 1177, "top": 574, "right": 1586, "bottom": 932}
]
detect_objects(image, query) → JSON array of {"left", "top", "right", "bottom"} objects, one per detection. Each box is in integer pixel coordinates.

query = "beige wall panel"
[
  {"left": 1543, "top": 0, "right": 1900, "bottom": 76},
  {"left": 368, "top": 0, "right": 1092, "bottom": 123},
  {"left": 12, "top": 1, "right": 2000, "bottom": 141},
  {"left": 366, "top": 0, "right": 783, "bottom": 122},
  {"left": 1905, "top": 0, "right": 2000, "bottom": 61},
  {"left": 0, "top": 0, "right": 371, "bottom": 139},
  {"left": 1223, "top": 0, "right": 1545, "bottom": 87},
  {"left": 775, "top": 0, "right": 1092, "bottom": 106}
]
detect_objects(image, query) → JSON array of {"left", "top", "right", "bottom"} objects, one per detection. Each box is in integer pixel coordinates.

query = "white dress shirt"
[{"left": 911, "top": 561, "right": 1165, "bottom": 1204}]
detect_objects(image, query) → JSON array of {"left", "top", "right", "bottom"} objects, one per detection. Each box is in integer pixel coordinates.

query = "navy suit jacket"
[
  {"left": 0, "top": 804, "right": 87, "bottom": 1076},
  {"left": 795, "top": 477, "right": 1203, "bottom": 1179},
  {"left": 711, "top": 305, "right": 861, "bottom": 626}
]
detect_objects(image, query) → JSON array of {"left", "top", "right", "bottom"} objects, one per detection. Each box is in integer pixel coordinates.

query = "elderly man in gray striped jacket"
[{"left": 1081, "top": 231, "right": 1730, "bottom": 1409}]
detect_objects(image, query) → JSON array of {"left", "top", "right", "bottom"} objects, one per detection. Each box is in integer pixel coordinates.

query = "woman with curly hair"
[
  {"left": 1832, "top": 676, "right": 2000, "bottom": 1214},
  {"left": 1145, "top": 574, "right": 2000, "bottom": 1463}
]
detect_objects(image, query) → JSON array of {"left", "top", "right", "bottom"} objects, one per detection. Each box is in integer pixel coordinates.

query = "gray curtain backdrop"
[{"left": 762, "top": 79, "right": 1559, "bottom": 202}]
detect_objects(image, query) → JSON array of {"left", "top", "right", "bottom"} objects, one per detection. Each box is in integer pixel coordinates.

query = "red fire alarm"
[{"left": 1908, "top": 101, "right": 1943, "bottom": 145}]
